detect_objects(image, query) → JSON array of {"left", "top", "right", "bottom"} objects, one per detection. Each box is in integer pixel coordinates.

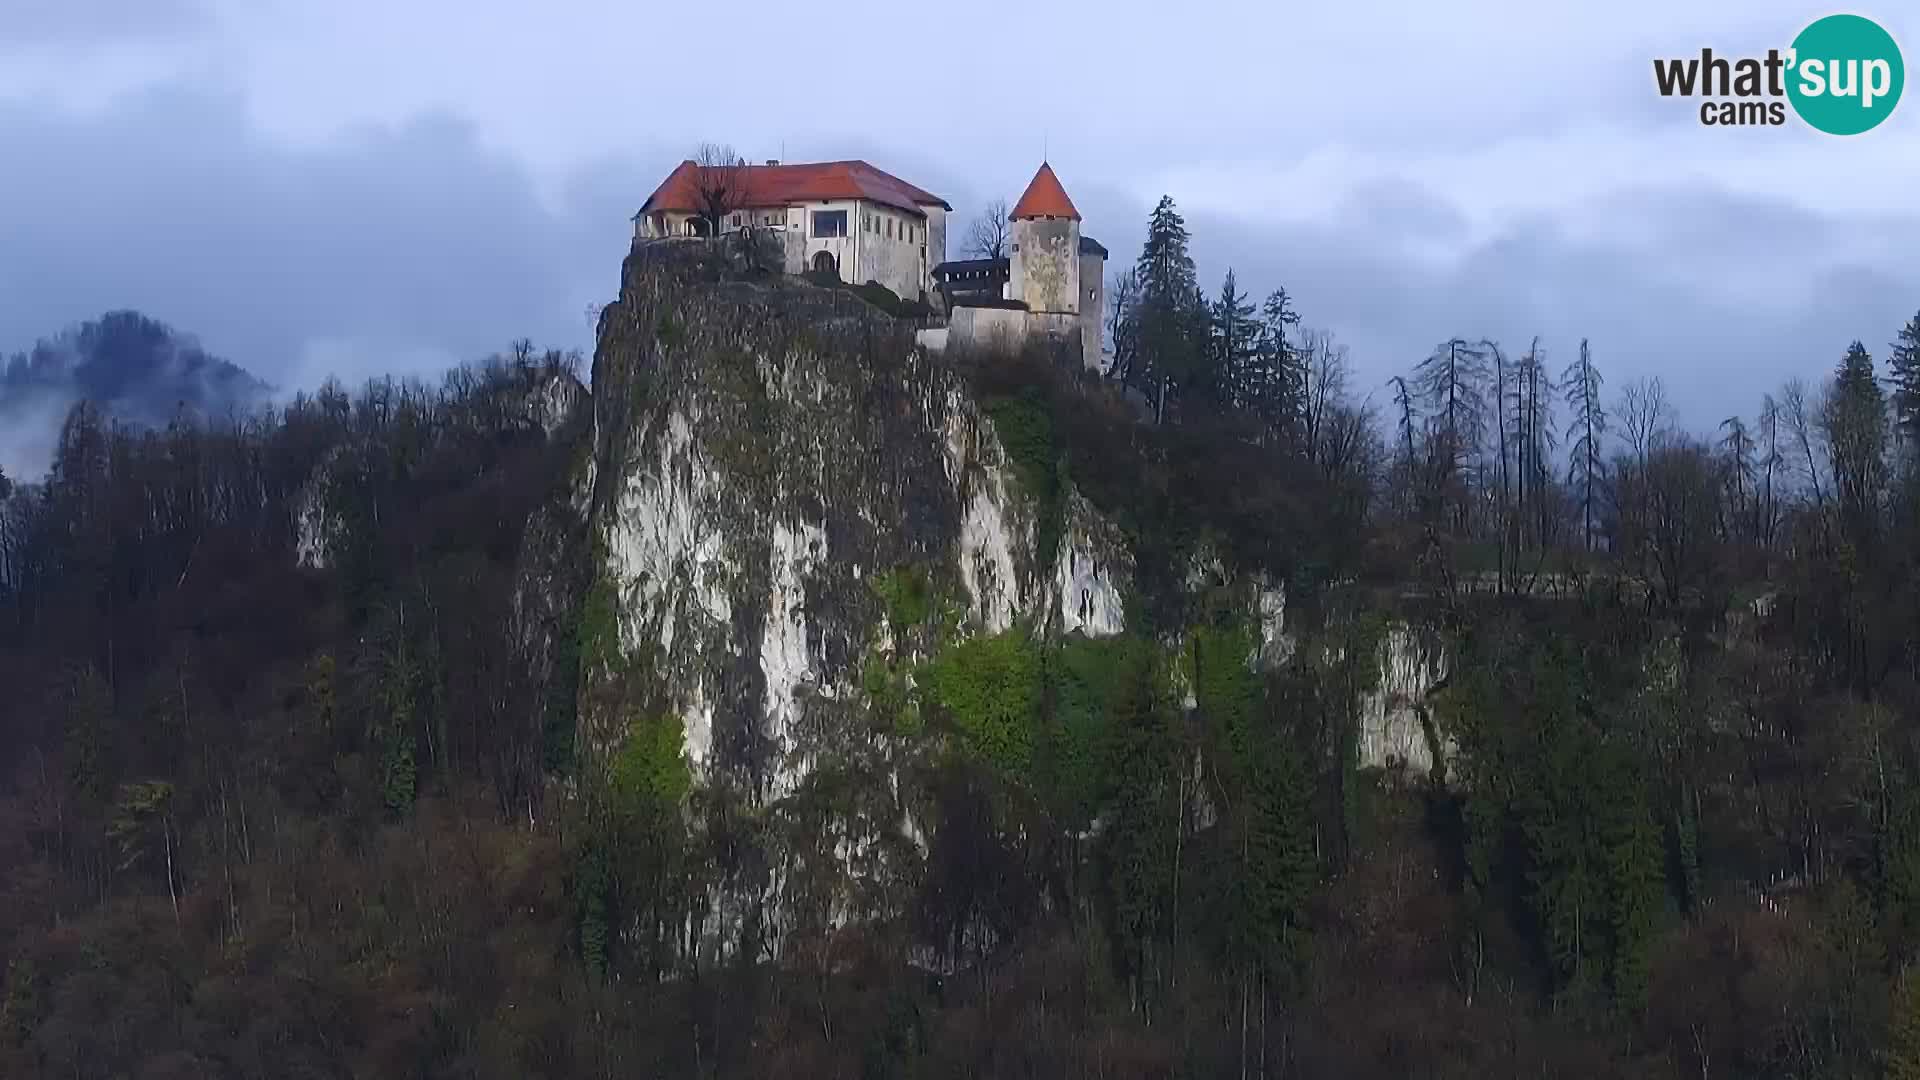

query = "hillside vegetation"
[{"left": 1, "top": 235, "right": 1919, "bottom": 1078}]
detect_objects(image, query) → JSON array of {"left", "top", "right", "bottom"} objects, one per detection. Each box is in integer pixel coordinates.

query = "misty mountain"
[{"left": 1, "top": 310, "right": 270, "bottom": 477}]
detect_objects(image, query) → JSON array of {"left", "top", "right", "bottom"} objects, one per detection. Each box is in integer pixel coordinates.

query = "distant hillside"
[{"left": 1, "top": 311, "right": 270, "bottom": 476}]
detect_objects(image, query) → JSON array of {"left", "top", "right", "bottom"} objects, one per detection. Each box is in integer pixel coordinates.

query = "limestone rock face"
[
  {"left": 585, "top": 250, "right": 1104, "bottom": 798},
  {"left": 581, "top": 248, "right": 1164, "bottom": 960},
  {"left": 1356, "top": 625, "right": 1451, "bottom": 776},
  {"left": 570, "top": 246, "right": 1451, "bottom": 964}
]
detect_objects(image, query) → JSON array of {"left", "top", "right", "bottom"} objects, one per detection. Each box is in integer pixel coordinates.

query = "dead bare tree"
[
  {"left": 1782, "top": 377, "right": 1829, "bottom": 509},
  {"left": 1617, "top": 374, "right": 1674, "bottom": 465},
  {"left": 691, "top": 142, "right": 747, "bottom": 239},
  {"left": 1298, "top": 328, "right": 1354, "bottom": 469},
  {"left": 1105, "top": 268, "right": 1140, "bottom": 382},
  {"left": 963, "top": 198, "right": 1011, "bottom": 259}
]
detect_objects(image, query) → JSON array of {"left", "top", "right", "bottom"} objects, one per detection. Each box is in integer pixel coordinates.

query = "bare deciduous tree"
[
  {"left": 692, "top": 142, "right": 747, "bottom": 239},
  {"left": 1643, "top": 438, "right": 1723, "bottom": 605},
  {"left": 1105, "top": 268, "right": 1140, "bottom": 381},
  {"left": 1756, "top": 392, "right": 1783, "bottom": 548},
  {"left": 1781, "top": 377, "right": 1828, "bottom": 508},
  {"left": 1617, "top": 375, "right": 1674, "bottom": 464},
  {"left": 1562, "top": 339, "right": 1607, "bottom": 552},
  {"left": 963, "top": 198, "right": 1011, "bottom": 260},
  {"left": 1297, "top": 328, "right": 1353, "bottom": 469}
]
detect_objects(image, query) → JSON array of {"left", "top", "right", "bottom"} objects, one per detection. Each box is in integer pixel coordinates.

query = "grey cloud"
[
  {"left": 5, "top": 39, "right": 1918, "bottom": 482},
  {"left": 0, "top": 0, "right": 209, "bottom": 45},
  {"left": 1175, "top": 182, "right": 1920, "bottom": 432},
  {"left": 0, "top": 80, "right": 676, "bottom": 475},
  {"left": 0, "top": 80, "right": 654, "bottom": 388}
]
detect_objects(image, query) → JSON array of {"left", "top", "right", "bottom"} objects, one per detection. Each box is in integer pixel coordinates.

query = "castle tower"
[{"left": 1007, "top": 163, "right": 1082, "bottom": 316}]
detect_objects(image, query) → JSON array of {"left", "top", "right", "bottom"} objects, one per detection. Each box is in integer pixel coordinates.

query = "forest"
[{"left": 1, "top": 197, "right": 1920, "bottom": 1079}]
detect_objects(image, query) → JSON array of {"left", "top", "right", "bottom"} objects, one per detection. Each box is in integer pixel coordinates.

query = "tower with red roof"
[{"left": 1007, "top": 162, "right": 1083, "bottom": 317}]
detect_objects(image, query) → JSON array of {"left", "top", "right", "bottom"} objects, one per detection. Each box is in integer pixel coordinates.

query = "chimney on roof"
[{"left": 765, "top": 159, "right": 780, "bottom": 166}]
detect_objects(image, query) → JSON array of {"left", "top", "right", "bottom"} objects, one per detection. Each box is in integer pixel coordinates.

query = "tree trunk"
[
  {"left": 1260, "top": 971, "right": 1268, "bottom": 1080},
  {"left": 1240, "top": 965, "right": 1250, "bottom": 1080},
  {"left": 164, "top": 816, "right": 180, "bottom": 927}
]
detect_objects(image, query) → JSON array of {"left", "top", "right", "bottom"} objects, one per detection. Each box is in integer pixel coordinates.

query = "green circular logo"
[{"left": 1787, "top": 14, "right": 1904, "bottom": 135}]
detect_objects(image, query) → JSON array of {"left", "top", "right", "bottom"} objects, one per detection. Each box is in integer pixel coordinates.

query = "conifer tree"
[
  {"left": 1599, "top": 759, "right": 1662, "bottom": 1012},
  {"left": 1506, "top": 339, "right": 1557, "bottom": 552},
  {"left": 1211, "top": 269, "right": 1259, "bottom": 411},
  {"left": 1891, "top": 310, "right": 1920, "bottom": 455},
  {"left": 1256, "top": 288, "right": 1304, "bottom": 441},
  {"left": 1133, "top": 196, "right": 1199, "bottom": 422},
  {"left": 1103, "top": 647, "right": 1179, "bottom": 1015},
  {"left": 1184, "top": 282, "right": 1218, "bottom": 406},
  {"left": 1413, "top": 339, "right": 1491, "bottom": 533},
  {"left": 1823, "top": 341, "right": 1888, "bottom": 544},
  {"left": 1561, "top": 339, "right": 1607, "bottom": 551}
]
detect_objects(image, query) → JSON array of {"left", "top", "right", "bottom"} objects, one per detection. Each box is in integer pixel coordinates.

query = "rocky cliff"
[
  {"left": 560, "top": 244, "right": 1448, "bottom": 964},
  {"left": 578, "top": 250, "right": 1165, "bottom": 792}
]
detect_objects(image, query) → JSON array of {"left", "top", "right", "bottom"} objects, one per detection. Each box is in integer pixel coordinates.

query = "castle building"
[
  {"left": 931, "top": 163, "right": 1109, "bottom": 372},
  {"left": 632, "top": 159, "right": 950, "bottom": 302},
  {"left": 631, "top": 158, "right": 1107, "bottom": 370}
]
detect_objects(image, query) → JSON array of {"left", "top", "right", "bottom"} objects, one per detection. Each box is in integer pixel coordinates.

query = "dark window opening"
[{"left": 812, "top": 210, "right": 848, "bottom": 238}]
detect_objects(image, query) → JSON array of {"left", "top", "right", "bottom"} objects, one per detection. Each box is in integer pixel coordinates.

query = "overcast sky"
[{"left": 3, "top": 0, "right": 1918, "bottom": 475}]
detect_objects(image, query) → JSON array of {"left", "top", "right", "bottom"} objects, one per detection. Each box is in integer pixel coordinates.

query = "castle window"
[
  {"left": 886, "top": 218, "right": 894, "bottom": 238},
  {"left": 811, "top": 210, "right": 848, "bottom": 238}
]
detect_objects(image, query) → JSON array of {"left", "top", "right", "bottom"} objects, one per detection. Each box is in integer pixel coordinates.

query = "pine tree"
[
  {"left": 1211, "top": 270, "right": 1259, "bottom": 411},
  {"left": 1254, "top": 289, "right": 1303, "bottom": 441},
  {"left": 1506, "top": 340, "right": 1558, "bottom": 552},
  {"left": 1413, "top": 339, "right": 1491, "bottom": 533},
  {"left": 1891, "top": 311, "right": 1920, "bottom": 455},
  {"left": 1223, "top": 723, "right": 1315, "bottom": 1074},
  {"left": 1561, "top": 339, "right": 1607, "bottom": 551},
  {"left": 1823, "top": 341, "right": 1888, "bottom": 544},
  {"left": 1103, "top": 648, "right": 1178, "bottom": 1012},
  {"left": 1243, "top": 730, "right": 1313, "bottom": 974},
  {"left": 1599, "top": 760, "right": 1662, "bottom": 1012},
  {"left": 1133, "top": 196, "right": 1199, "bottom": 422},
  {"left": 1184, "top": 282, "right": 1218, "bottom": 407}
]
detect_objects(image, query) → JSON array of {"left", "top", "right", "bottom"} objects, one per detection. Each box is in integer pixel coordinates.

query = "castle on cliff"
[{"left": 633, "top": 159, "right": 1108, "bottom": 372}]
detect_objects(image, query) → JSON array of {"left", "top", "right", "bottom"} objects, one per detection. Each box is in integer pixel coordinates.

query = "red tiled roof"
[
  {"left": 637, "top": 159, "right": 951, "bottom": 218},
  {"left": 1010, "top": 162, "right": 1079, "bottom": 221}
]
